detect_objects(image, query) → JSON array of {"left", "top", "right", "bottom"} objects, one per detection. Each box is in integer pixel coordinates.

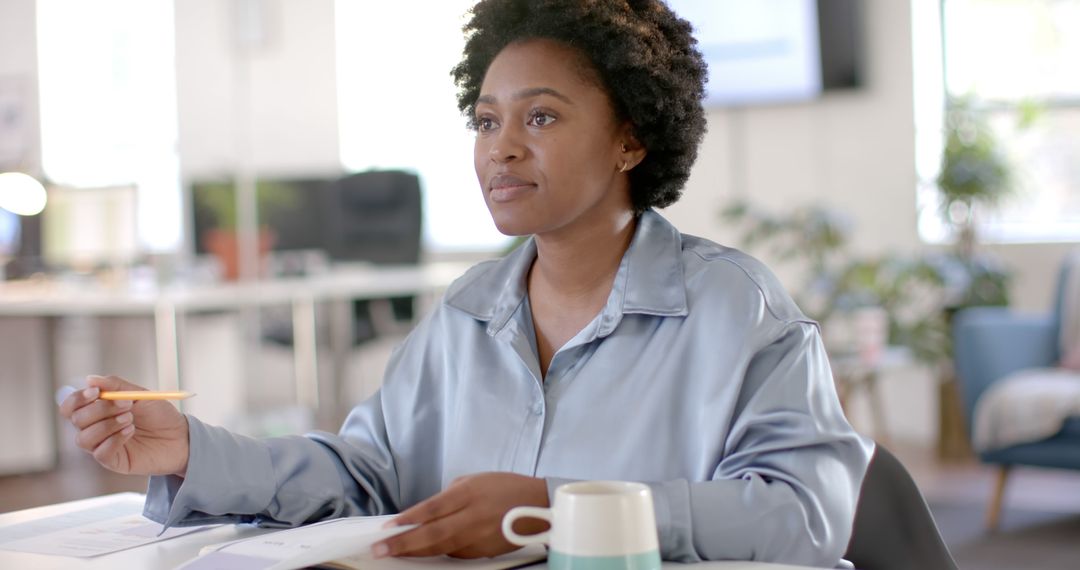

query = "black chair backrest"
[
  {"left": 844, "top": 444, "right": 958, "bottom": 570},
  {"left": 323, "top": 170, "right": 423, "bottom": 264}
]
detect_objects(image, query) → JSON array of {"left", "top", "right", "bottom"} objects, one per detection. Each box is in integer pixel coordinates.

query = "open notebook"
[{"left": 178, "top": 515, "right": 547, "bottom": 570}]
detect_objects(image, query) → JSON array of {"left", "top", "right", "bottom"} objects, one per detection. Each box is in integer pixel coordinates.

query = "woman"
[{"left": 60, "top": 1, "right": 872, "bottom": 566}]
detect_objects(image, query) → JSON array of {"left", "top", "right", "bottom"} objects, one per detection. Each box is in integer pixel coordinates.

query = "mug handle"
[{"left": 501, "top": 506, "right": 553, "bottom": 546}]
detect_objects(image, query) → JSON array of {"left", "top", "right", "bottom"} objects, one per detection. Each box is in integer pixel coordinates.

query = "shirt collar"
[{"left": 444, "top": 209, "right": 689, "bottom": 336}]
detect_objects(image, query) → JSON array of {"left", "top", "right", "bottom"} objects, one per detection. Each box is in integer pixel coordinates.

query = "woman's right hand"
[{"left": 59, "top": 375, "right": 190, "bottom": 477}]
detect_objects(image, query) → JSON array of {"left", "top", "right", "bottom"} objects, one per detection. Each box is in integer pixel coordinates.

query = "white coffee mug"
[{"left": 502, "top": 481, "right": 661, "bottom": 570}]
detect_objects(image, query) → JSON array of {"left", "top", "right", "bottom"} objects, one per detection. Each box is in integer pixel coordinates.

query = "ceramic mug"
[{"left": 501, "top": 481, "right": 662, "bottom": 570}]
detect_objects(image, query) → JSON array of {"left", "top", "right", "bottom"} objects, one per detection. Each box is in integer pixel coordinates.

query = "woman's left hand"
[{"left": 373, "top": 472, "right": 550, "bottom": 559}]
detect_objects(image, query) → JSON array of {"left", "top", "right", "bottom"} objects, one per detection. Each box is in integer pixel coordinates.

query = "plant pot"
[{"left": 204, "top": 228, "right": 275, "bottom": 281}]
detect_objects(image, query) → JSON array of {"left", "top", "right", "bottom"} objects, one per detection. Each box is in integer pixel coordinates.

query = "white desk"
[
  {"left": 0, "top": 493, "right": 830, "bottom": 570},
  {"left": 0, "top": 262, "right": 471, "bottom": 470}
]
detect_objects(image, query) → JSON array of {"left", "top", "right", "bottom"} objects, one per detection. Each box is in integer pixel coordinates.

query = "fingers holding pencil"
[{"left": 57, "top": 375, "right": 192, "bottom": 476}]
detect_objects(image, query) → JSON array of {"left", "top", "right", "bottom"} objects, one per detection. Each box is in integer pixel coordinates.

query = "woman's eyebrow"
[{"left": 476, "top": 87, "right": 574, "bottom": 106}]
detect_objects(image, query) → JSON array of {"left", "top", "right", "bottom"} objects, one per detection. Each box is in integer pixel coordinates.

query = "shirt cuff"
[
  {"left": 647, "top": 479, "right": 699, "bottom": 562},
  {"left": 142, "top": 415, "right": 277, "bottom": 528}
]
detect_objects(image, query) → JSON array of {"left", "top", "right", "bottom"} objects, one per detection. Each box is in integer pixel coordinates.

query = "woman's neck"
[{"left": 529, "top": 211, "right": 637, "bottom": 303}]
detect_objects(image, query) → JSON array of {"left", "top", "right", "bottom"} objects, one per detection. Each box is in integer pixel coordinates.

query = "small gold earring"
[{"left": 619, "top": 161, "right": 629, "bottom": 173}]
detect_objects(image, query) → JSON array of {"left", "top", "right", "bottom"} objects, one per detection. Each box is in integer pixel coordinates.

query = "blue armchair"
[{"left": 952, "top": 254, "right": 1080, "bottom": 530}]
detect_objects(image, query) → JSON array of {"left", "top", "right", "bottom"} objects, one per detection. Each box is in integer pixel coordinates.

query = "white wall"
[
  {"left": 664, "top": 0, "right": 919, "bottom": 264},
  {"left": 0, "top": 0, "right": 54, "bottom": 475},
  {"left": 173, "top": 0, "right": 340, "bottom": 179},
  {"left": 0, "top": 0, "right": 41, "bottom": 174}
]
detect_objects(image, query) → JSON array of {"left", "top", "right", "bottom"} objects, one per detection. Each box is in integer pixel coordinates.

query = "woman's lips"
[{"left": 489, "top": 174, "right": 537, "bottom": 203}]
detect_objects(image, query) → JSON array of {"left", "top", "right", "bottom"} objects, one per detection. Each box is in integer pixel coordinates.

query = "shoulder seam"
[{"left": 687, "top": 248, "right": 816, "bottom": 328}]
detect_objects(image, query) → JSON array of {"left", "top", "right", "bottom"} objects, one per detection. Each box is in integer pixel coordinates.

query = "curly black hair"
[{"left": 451, "top": 0, "right": 708, "bottom": 213}]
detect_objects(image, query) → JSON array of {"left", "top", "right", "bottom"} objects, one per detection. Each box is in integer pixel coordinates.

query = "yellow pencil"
[{"left": 99, "top": 391, "right": 195, "bottom": 401}]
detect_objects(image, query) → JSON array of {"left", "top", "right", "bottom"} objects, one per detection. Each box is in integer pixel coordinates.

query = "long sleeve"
[
  {"left": 545, "top": 322, "right": 869, "bottom": 566},
  {"left": 652, "top": 323, "right": 869, "bottom": 566},
  {"left": 143, "top": 387, "right": 402, "bottom": 528}
]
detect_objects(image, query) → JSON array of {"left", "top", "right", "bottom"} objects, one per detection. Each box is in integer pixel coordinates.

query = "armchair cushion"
[{"left": 972, "top": 367, "right": 1080, "bottom": 451}]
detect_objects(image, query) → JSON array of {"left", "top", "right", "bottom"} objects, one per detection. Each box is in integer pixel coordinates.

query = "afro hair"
[{"left": 451, "top": 0, "right": 709, "bottom": 213}]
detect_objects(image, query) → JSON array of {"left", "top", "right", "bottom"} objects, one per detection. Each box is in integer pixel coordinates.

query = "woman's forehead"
[{"left": 479, "top": 39, "right": 605, "bottom": 97}]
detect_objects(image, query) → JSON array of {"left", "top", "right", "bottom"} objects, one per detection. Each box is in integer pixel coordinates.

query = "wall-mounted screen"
[{"left": 667, "top": 0, "right": 862, "bottom": 107}]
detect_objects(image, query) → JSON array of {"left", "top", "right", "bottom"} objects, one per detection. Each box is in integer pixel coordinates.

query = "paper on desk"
[
  {"left": 180, "top": 515, "right": 415, "bottom": 570},
  {"left": 179, "top": 515, "right": 546, "bottom": 570},
  {"left": 329, "top": 543, "right": 548, "bottom": 570},
  {"left": 0, "top": 495, "right": 214, "bottom": 558}
]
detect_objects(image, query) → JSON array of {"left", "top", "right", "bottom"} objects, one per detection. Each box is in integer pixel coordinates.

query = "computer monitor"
[
  {"left": 40, "top": 185, "right": 139, "bottom": 270},
  {"left": 190, "top": 177, "right": 333, "bottom": 255},
  {"left": 665, "top": 0, "right": 863, "bottom": 107}
]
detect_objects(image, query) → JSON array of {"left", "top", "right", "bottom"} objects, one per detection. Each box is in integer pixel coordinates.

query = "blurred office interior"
[{"left": 1, "top": 1, "right": 1079, "bottom": 567}]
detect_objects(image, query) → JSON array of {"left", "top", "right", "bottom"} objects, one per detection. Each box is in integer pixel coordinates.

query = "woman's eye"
[
  {"left": 476, "top": 117, "right": 496, "bottom": 132},
  {"left": 528, "top": 111, "right": 556, "bottom": 127}
]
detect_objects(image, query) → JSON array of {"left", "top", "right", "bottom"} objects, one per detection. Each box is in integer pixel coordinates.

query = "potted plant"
[
  {"left": 932, "top": 94, "right": 1034, "bottom": 458},
  {"left": 194, "top": 180, "right": 298, "bottom": 280},
  {"left": 721, "top": 200, "right": 947, "bottom": 363}
]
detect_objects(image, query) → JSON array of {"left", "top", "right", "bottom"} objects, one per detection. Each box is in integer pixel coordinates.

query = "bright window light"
[
  {"left": 916, "top": 0, "right": 1080, "bottom": 244},
  {"left": 335, "top": 0, "right": 511, "bottom": 253},
  {"left": 0, "top": 172, "right": 48, "bottom": 216},
  {"left": 36, "top": 0, "right": 181, "bottom": 253}
]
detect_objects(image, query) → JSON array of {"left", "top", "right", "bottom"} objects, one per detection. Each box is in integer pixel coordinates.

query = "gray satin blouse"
[{"left": 144, "top": 210, "right": 873, "bottom": 567}]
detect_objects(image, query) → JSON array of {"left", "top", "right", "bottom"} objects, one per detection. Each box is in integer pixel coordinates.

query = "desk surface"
[
  {"left": 0, "top": 494, "right": 830, "bottom": 570},
  {"left": 0, "top": 262, "right": 473, "bottom": 316}
]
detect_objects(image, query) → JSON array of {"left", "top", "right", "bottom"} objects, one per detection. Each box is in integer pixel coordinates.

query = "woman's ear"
[{"left": 617, "top": 126, "right": 647, "bottom": 172}]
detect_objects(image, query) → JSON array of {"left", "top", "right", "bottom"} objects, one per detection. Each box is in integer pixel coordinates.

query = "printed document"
[
  {"left": 0, "top": 493, "right": 213, "bottom": 557},
  {"left": 179, "top": 515, "right": 546, "bottom": 570}
]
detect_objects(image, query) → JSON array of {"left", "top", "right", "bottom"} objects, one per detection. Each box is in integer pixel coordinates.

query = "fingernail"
[
  {"left": 55, "top": 386, "right": 77, "bottom": 406},
  {"left": 83, "top": 387, "right": 100, "bottom": 400},
  {"left": 381, "top": 519, "right": 398, "bottom": 529},
  {"left": 115, "top": 399, "right": 133, "bottom": 410},
  {"left": 371, "top": 543, "right": 389, "bottom": 559},
  {"left": 117, "top": 412, "right": 133, "bottom": 425},
  {"left": 121, "top": 425, "right": 135, "bottom": 436}
]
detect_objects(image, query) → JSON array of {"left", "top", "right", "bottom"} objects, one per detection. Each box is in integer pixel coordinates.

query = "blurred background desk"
[{"left": 0, "top": 262, "right": 470, "bottom": 475}]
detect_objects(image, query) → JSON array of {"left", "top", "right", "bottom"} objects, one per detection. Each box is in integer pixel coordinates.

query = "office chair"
[
  {"left": 259, "top": 170, "right": 424, "bottom": 346},
  {"left": 324, "top": 170, "right": 424, "bottom": 343},
  {"left": 844, "top": 444, "right": 958, "bottom": 570}
]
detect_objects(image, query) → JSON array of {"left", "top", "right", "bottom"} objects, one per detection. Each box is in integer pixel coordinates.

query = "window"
[
  {"left": 335, "top": 0, "right": 511, "bottom": 253},
  {"left": 916, "top": 0, "right": 1080, "bottom": 244},
  {"left": 36, "top": 0, "right": 180, "bottom": 253}
]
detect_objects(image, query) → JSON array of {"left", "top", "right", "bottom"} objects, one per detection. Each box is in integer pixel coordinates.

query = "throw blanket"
[
  {"left": 973, "top": 252, "right": 1080, "bottom": 452},
  {"left": 973, "top": 368, "right": 1080, "bottom": 452}
]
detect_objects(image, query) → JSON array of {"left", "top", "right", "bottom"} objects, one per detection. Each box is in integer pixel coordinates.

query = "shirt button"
[{"left": 530, "top": 403, "right": 544, "bottom": 416}]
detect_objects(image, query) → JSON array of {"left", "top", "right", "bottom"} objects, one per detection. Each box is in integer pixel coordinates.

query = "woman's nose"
[{"left": 489, "top": 126, "right": 525, "bottom": 163}]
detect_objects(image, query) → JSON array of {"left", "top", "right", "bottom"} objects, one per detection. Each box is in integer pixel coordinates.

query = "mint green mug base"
[{"left": 548, "top": 549, "right": 661, "bottom": 570}]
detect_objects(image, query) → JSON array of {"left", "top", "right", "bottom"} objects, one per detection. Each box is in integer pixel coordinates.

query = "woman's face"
[{"left": 473, "top": 39, "right": 634, "bottom": 238}]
